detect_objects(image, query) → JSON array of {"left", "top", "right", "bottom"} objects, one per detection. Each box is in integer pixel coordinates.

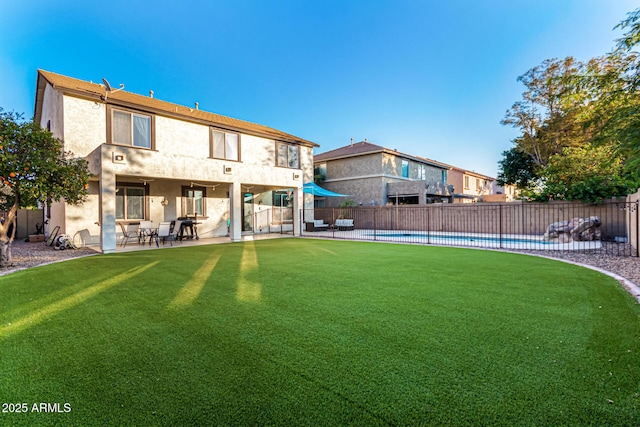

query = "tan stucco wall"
[
  {"left": 156, "top": 116, "right": 210, "bottom": 157},
  {"left": 63, "top": 96, "right": 106, "bottom": 157},
  {"left": 447, "top": 169, "right": 464, "bottom": 194},
  {"left": 41, "top": 84, "right": 64, "bottom": 139}
]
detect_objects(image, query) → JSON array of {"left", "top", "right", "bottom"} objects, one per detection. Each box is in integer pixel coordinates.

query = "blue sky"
[{"left": 1, "top": 1, "right": 637, "bottom": 177}]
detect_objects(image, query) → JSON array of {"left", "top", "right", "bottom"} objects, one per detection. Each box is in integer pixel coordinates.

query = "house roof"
[
  {"left": 34, "top": 69, "right": 318, "bottom": 147},
  {"left": 446, "top": 164, "right": 496, "bottom": 180},
  {"left": 314, "top": 141, "right": 449, "bottom": 169}
]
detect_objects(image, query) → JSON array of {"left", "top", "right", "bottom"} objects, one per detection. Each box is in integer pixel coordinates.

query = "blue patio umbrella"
[{"left": 303, "top": 182, "right": 349, "bottom": 197}]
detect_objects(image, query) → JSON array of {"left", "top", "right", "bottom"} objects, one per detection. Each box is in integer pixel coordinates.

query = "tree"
[
  {"left": 0, "top": 110, "right": 91, "bottom": 267},
  {"left": 539, "top": 144, "right": 631, "bottom": 202},
  {"left": 501, "top": 57, "right": 593, "bottom": 167},
  {"left": 496, "top": 147, "right": 538, "bottom": 190},
  {"left": 597, "top": 8, "right": 640, "bottom": 180}
]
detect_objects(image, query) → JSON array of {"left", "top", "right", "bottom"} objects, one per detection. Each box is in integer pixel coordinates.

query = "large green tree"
[
  {"left": 0, "top": 110, "right": 91, "bottom": 266},
  {"left": 592, "top": 8, "right": 640, "bottom": 180},
  {"left": 539, "top": 144, "right": 631, "bottom": 202},
  {"left": 501, "top": 57, "right": 593, "bottom": 168},
  {"left": 499, "top": 8, "right": 640, "bottom": 201}
]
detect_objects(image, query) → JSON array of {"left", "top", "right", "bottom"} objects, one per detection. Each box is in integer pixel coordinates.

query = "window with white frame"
[
  {"left": 277, "top": 142, "right": 299, "bottom": 168},
  {"left": 116, "top": 184, "right": 146, "bottom": 220},
  {"left": 441, "top": 170, "right": 448, "bottom": 183},
  {"left": 417, "top": 164, "right": 426, "bottom": 180},
  {"left": 401, "top": 160, "right": 409, "bottom": 178},
  {"left": 464, "top": 176, "right": 470, "bottom": 189},
  {"left": 111, "top": 108, "right": 152, "bottom": 149},
  {"left": 211, "top": 129, "right": 239, "bottom": 161}
]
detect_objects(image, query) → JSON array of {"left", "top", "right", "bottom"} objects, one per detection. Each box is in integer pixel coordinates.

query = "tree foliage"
[
  {"left": 0, "top": 109, "right": 91, "bottom": 266},
  {"left": 539, "top": 144, "right": 631, "bottom": 203},
  {"left": 499, "top": 7, "right": 640, "bottom": 201},
  {"left": 496, "top": 147, "right": 538, "bottom": 189}
]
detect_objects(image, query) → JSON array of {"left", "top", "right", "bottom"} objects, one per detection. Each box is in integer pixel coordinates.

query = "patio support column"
[
  {"left": 229, "top": 182, "right": 242, "bottom": 242},
  {"left": 99, "top": 169, "right": 117, "bottom": 253},
  {"left": 292, "top": 186, "right": 303, "bottom": 236}
]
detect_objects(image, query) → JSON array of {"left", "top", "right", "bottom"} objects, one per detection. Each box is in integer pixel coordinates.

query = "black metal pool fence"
[{"left": 302, "top": 201, "right": 639, "bottom": 257}]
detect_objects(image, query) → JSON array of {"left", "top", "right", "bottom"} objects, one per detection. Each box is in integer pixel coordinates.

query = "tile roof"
[
  {"left": 314, "top": 141, "right": 386, "bottom": 160},
  {"left": 34, "top": 69, "right": 318, "bottom": 147}
]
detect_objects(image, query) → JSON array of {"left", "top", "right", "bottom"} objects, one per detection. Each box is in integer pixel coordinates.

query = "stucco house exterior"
[
  {"left": 446, "top": 166, "right": 495, "bottom": 203},
  {"left": 33, "top": 70, "right": 317, "bottom": 253},
  {"left": 313, "top": 141, "right": 452, "bottom": 207}
]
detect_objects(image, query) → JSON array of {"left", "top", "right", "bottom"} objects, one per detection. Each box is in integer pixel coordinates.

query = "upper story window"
[
  {"left": 417, "top": 164, "right": 426, "bottom": 180},
  {"left": 277, "top": 142, "right": 299, "bottom": 168},
  {"left": 464, "top": 176, "right": 470, "bottom": 189},
  {"left": 211, "top": 129, "right": 239, "bottom": 161},
  {"left": 441, "top": 170, "right": 448, "bottom": 183},
  {"left": 314, "top": 163, "right": 327, "bottom": 182},
  {"left": 110, "top": 108, "right": 153, "bottom": 149},
  {"left": 401, "top": 160, "right": 409, "bottom": 178}
]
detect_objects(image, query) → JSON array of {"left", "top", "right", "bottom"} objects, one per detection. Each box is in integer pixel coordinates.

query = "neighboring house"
[
  {"left": 446, "top": 166, "right": 497, "bottom": 203},
  {"left": 485, "top": 182, "right": 520, "bottom": 202},
  {"left": 313, "top": 141, "right": 452, "bottom": 207},
  {"left": 34, "top": 70, "right": 317, "bottom": 253}
]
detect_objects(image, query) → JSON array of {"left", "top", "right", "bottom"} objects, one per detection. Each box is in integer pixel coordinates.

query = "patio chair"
[
  {"left": 156, "top": 220, "right": 182, "bottom": 246},
  {"left": 169, "top": 220, "right": 183, "bottom": 245},
  {"left": 139, "top": 220, "right": 156, "bottom": 245},
  {"left": 119, "top": 222, "right": 140, "bottom": 247}
]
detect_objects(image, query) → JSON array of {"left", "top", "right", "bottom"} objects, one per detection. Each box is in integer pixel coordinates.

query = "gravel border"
[
  {"left": 0, "top": 240, "right": 99, "bottom": 277},
  {"left": 2, "top": 239, "right": 639, "bottom": 302}
]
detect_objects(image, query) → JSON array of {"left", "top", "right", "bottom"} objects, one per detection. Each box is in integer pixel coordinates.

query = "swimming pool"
[{"left": 364, "top": 231, "right": 602, "bottom": 250}]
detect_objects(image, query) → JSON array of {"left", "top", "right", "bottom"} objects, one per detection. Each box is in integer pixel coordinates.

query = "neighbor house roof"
[
  {"left": 447, "top": 164, "right": 496, "bottom": 180},
  {"left": 314, "top": 141, "right": 449, "bottom": 169},
  {"left": 34, "top": 69, "right": 318, "bottom": 147}
]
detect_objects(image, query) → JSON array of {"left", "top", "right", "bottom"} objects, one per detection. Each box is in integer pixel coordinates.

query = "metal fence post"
[
  {"left": 499, "top": 204, "right": 503, "bottom": 249},
  {"left": 373, "top": 208, "right": 377, "bottom": 241},
  {"left": 636, "top": 200, "right": 639, "bottom": 257}
]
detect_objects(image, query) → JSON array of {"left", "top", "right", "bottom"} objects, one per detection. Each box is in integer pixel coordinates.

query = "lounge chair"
[
  {"left": 312, "top": 219, "right": 330, "bottom": 231},
  {"left": 334, "top": 219, "right": 354, "bottom": 231}
]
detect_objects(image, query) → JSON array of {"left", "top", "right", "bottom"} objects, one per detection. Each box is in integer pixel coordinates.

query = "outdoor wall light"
[{"left": 160, "top": 197, "right": 169, "bottom": 206}]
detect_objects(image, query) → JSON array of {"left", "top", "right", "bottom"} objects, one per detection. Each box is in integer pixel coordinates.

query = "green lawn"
[{"left": 1, "top": 238, "right": 639, "bottom": 426}]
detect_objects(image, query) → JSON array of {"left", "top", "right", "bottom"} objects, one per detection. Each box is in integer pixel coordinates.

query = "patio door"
[{"left": 242, "top": 193, "right": 253, "bottom": 232}]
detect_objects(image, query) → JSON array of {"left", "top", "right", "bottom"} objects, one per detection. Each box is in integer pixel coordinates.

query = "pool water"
[{"left": 369, "top": 232, "right": 558, "bottom": 245}]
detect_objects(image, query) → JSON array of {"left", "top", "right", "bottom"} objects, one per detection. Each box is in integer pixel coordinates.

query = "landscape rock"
[{"left": 543, "top": 216, "right": 602, "bottom": 242}]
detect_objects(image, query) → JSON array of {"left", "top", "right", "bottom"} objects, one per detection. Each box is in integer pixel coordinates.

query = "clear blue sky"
[{"left": 1, "top": 1, "right": 637, "bottom": 177}]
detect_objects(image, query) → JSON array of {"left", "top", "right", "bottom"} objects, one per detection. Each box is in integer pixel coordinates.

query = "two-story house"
[
  {"left": 446, "top": 166, "right": 496, "bottom": 203},
  {"left": 34, "top": 70, "right": 317, "bottom": 253},
  {"left": 313, "top": 140, "right": 452, "bottom": 207}
]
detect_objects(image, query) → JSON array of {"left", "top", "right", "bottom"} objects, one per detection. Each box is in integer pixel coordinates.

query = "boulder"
[{"left": 543, "top": 216, "right": 601, "bottom": 242}]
